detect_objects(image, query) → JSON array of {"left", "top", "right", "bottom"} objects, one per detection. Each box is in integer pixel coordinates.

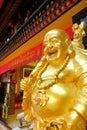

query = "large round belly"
[{"left": 31, "top": 83, "right": 78, "bottom": 120}]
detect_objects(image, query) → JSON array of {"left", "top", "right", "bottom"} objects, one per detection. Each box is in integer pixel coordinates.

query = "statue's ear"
[
  {"left": 67, "top": 43, "right": 75, "bottom": 57},
  {"left": 65, "top": 38, "right": 71, "bottom": 46}
]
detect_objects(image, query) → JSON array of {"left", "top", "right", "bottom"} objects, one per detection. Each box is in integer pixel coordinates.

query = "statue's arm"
[
  {"left": 61, "top": 72, "right": 87, "bottom": 130},
  {"left": 20, "top": 56, "right": 46, "bottom": 121},
  {"left": 72, "top": 72, "right": 87, "bottom": 121},
  {"left": 20, "top": 77, "right": 34, "bottom": 121}
]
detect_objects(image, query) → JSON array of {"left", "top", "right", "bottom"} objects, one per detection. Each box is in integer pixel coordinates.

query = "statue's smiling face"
[
  {"left": 44, "top": 36, "right": 62, "bottom": 60},
  {"left": 44, "top": 29, "right": 70, "bottom": 63}
]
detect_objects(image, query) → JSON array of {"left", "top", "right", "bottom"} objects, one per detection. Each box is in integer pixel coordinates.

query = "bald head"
[{"left": 44, "top": 29, "right": 71, "bottom": 46}]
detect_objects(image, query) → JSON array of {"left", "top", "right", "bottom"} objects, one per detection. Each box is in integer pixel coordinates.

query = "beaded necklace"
[{"left": 36, "top": 55, "right": 70, "bottom": 90}]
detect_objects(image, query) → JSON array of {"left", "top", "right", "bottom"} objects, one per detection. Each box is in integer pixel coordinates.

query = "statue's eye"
[
  {"left": 53, "top": 40, "right": 58, "bottom": 43},
  {"left": 51, "top": 38, "right": 58, "bottom": 44}
]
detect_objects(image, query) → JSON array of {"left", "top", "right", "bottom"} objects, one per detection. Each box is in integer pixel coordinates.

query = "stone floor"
[{"left": 7, "top": 109, "right": 30, "bottom": 130}]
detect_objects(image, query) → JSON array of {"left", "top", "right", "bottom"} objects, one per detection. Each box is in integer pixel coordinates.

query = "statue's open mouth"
[{"left": 48, "top": 50, "right": 57, "bottom": 56}]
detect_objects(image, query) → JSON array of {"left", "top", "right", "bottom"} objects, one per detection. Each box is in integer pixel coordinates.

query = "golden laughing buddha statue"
[{"left": 20, "top": 22, "right": 87, "bottom": 130}]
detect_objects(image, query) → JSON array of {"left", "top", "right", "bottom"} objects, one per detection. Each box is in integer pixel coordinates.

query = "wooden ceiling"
[
  {"left": 0, "top": 0, "right": 22, "bottom": 36},
  {"left": 0, "top": 0, "right": 34, "bottom": 44}
]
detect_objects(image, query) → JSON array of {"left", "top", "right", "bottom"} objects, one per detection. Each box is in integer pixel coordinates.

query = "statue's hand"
[
  {"left": 20, "top": 77, "right": 30, "bottom": 91},
  {"left": 44, "top": 118, "right": 65, "bottom": 130},
  {"left": 61, "top": 110, "right": 86, "bottom": 130}
]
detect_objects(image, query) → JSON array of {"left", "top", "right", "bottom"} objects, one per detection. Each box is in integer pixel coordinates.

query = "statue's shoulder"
[
  {"left": 73, "top": 46, "right": 87, "bottom": 60},
  {"left": 73, "top": 46, "right": 87, "bottom": 72},
  {"left": 71, "top": 21, "right": 87, "bottom": 69}
]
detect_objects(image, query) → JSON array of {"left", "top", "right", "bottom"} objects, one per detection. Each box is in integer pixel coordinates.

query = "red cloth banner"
[{"left": 0, "top": 43, "right": 44, "bottom": 74}]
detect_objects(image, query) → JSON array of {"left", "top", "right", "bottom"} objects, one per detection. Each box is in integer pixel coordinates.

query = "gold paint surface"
[{"left": 21, "top": 22, "right": 87, "bottom": 129}]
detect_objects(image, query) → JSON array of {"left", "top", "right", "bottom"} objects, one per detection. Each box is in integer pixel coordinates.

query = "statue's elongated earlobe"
[{"left": 67, "top": 45, "right": 75, "bottom": 58}]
